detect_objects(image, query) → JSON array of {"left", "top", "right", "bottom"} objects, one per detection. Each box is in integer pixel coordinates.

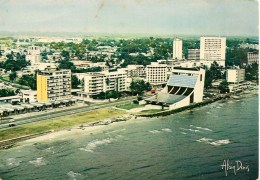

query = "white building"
[
  {"left": 26, "top": 54, "right": 42, "bottom": 64},
  {"left": 21, "top": 90, "right": 37, "bottom": 103},
  {"left": 247, "top": 52, "right": 259, "bottom": 64},
  {"left": 173, "top": 38, "right": 183, "bottom": 60},
  {"left": 119, "top": 65, "right": 146, "bottom": 78},
  {"left": 27, "top": 46, "right": 41, "bottom": 55},
  {"left": 145, "top": 67, "right": 205, "bottom": 110},
  {"left": 226, "top": 69, "right": 245, "bottom": 83},
  {"left": 26, "top": 46, "right": 42, "bottom": 64},
  {"left": 240, "top": 43, "right": 259, "bottom": 50},
  {"left": 146, "top": 62, "right": 168, "bottom": 85},
  {"left": 188, "top": 49, "right": 200, "bottom": 60},
  {"left": 37, "top": 69, "right": 72, "bottom": 102},
  {"left": 200, "top": 37, "right": 226, "bottom": 67},
  {"left": 83, "top": 71, "right": 126, "bottom": 98}
]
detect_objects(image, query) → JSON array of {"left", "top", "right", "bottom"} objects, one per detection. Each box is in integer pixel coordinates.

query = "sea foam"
[
  {"left": 149, "top": 130, "right": 161, "bottom": 134},
  {"left": 29, "top": 157, "right": 46, "bottom": 166},
  {"left": 6, "top": 158, "right": 20, "bottom": 166},
  {"left": 195, "top": 126, "right": 213, "bottom": 132},
  {"left": 67, "top": 171, "right": 82, "bottom": 180},
  {"left": 196, "top": 138, "right": 231, "bottom": 146},
  {"left": 161, "top": 128, "right": 172, "bottom": 132},
  {"left": 80, "top": 138, "right": 113, "bottom": 152}
]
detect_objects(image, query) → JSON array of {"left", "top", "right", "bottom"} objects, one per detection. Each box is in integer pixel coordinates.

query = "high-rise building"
[
  {"left": 173, "top": 38, "right": 183, "bottom": 60},
  {"left": 188, "top": 49, "right": 200, "bottom": 60},
  {"left": 200, "top": 37, "right": 226, "bottom": 67},
  {"left": 37, "top": 70, "right": 71, "bottom": 102}
]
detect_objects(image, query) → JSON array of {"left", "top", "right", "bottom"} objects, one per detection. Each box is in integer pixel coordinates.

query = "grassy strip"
[
  {"left": 138, "top": 109, "right": 164, "bottom": 114},
  {"left": 0, "top": 108, "right": 125, "bottom": 141},
  {"left": 116, "top": 103, "right": 144, "bottom": 110}
]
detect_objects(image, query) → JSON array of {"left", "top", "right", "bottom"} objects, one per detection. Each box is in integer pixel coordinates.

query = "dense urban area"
[{"left": 0, "top": 35, "right": 258, "bottom": 128}]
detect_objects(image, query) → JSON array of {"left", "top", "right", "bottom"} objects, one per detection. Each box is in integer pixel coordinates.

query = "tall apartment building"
[
  {"left": 173, "top": 38, "right": 183, "bottom": 60},
  {"left": 37, "top": 70, "right": 71, "bottom": 102},
  {"left": 226, "top": 69, "right": 245, "bottom": 83},
  {"left": 247, "top": 52, "right": 259, "bottom": 64},
  {"left": 188, "top": 49, "right": 200, "bottom": 60},
  {"left": 83, "top": 71, "right": 126, "bottom": 98},
  {"left": 200, "top": 37, "right": 226, "bottom": 67},
  {"left": 146, "top": 62, "right": 168, "bottom": 85}
]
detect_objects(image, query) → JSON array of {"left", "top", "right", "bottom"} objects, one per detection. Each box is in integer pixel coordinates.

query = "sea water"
[{"left": 0, "top": 95, "right": 258, "bottom": 179}]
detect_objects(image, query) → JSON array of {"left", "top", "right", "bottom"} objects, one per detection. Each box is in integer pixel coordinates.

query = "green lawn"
[
  {"left": 0, "top": 108, "right": 126, "bottom": 141},
  {"left": 116, "top": 103, "right": 144, "bottom": 110}
]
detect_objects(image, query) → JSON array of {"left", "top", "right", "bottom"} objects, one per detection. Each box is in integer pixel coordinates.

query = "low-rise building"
[
  {"left": 146, "top": 62, "right": 168, "bottom": 85},
  {"left": 37, "top": 69, "right": 71, "bottom": 102},
  {"left": 226, "top": 69, "right": 245, "bottom": 83},
  {"left": 21, "top": 90, "right": 37, "bottom": 103},
  {"left": 118, "top": 65, "right": 146, "bottom": 78},
  {"left": 188, "top": 49, "right": 200, "bottom": 60},
  {"left": 247, "top": 52, "right": 259, "bottom": 64}
]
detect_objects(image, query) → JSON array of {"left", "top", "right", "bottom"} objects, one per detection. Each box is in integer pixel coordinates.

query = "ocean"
[{"left": 0, "top": 94, "right": 258, "bottom": 180}]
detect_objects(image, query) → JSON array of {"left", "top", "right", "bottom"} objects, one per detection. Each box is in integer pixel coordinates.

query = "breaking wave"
[
  {"left": 79, "top": 138, "right": 113, "bottom": 152},
  {"left": 149, "top": 130, "right": 161, "bottom": 134},
  {"left": 196, "top": 138, "right": 231, "bottom": 146}
]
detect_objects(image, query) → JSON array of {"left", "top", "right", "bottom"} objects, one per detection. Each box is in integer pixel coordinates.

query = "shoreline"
[{"left": 0, "top": 88, "right": 257, "bottom": 150}]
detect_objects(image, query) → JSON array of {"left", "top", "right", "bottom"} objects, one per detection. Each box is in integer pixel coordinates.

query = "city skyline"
[{"left": 0, "top": 0, "right": 258, "bottom": 36}]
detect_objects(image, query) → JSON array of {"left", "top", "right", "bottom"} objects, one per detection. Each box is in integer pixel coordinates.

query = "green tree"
[
  {"left": 71, "top": 75, "right": 80, "bottom": 89},
  {"left": 205, "top": 70, "right": 213, "bottom": 89},
  {"left": 218, "top": 80, "right": 229, "bottom": 93},
  {"left": 130, "top": 80, "right": 151, "bottom": 95},
  {"left": 245, "top": 62, "right": 258, "bottom": 82},
  {"left": 210, "top": 61, "right": 222, "bottom": 80},
  {"left": 18, "top": 75, "right": 36, "bottom": 90},
  {"left": 9, "top": 72, "right": 17, "bottom": 82},
  {"left": 0, "top": 89, "right": 15, "bottom": 97}
]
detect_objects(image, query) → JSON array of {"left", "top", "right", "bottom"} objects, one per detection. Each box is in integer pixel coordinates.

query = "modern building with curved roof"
[{"left": 145, "top": 67, "right": 205, "bottom": 110}]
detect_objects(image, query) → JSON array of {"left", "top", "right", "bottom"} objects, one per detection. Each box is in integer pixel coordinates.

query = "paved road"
[{"left": 0, "top": 96, "right": 140, "bottom": 131}]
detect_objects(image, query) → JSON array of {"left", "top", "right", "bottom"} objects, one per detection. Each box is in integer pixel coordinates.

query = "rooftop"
[{"left": 167, "top": 75, "right": 198, "bottom": 88}]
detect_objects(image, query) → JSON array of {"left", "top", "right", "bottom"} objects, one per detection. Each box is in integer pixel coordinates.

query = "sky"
[{"left": 0, "top": 0, "right": 259, "bottom": 36}]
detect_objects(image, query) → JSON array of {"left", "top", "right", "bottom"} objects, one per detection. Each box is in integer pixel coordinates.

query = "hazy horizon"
[{"left": 0, "top": 0, "right": 259, "bottom": 36}]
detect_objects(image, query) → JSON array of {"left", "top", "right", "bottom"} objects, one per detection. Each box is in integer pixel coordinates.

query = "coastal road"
[{"left": 0, "top": 96, "right": 141, "bottom": 131}]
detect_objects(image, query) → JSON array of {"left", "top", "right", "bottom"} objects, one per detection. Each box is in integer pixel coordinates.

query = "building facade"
[
  {"left": 37, "top": 70, "right": 71, "bottom": 102},
  {"left": 188, "top": 49, "right": 200, "bottom": 60},
  {"left": 247, "top": 52, "right": 259, "bottom": 64},
  {"left": 26, "top": 46, "right": 42, "bottom": 64},
  {"left": 173, "top": 38, "right": 183, "bottom": 60},
  {"left": 146, "top": 62, "right": 168, "bottom": 85},
  {"left": 226, "top": 69, "right": 245, "bottom": 83},
  {"left": 83, "top": 71, "right": 126, "bottom": 98},
  {"left": 200, "top": 37, "right": 226, "bottom": 67},
  {"left": 21, "top": 90, "right": 37, "bottom": 103}
]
